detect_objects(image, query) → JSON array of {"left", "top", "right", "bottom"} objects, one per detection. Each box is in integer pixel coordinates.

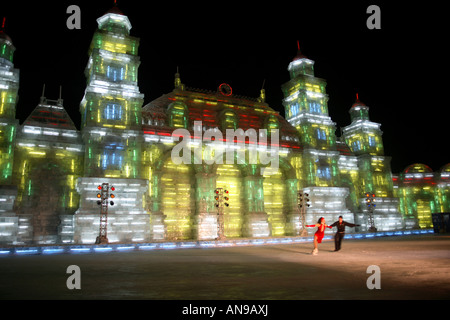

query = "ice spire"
[
  {"left": 174, "top": 66, "right": 184, "bottom": 90},
  {"left": 40, "top": 84, "right": 47, "bottom": 104},
  {"left": 258, "top": 79, "right": 266, "bottom": 103},
  {"left": 0, "top": 17, "right": 13, "bottom": 43},
  {"left": 293, "top": 40, "right": 307, "bottom": 61},
  {"left": 58, "top": 85, "right": 63, "bottom": 106}
]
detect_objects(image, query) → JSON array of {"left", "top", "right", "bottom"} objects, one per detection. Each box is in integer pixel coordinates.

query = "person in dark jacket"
[{"left": 329, "top": 216, "right": 360, "bottom": 251}]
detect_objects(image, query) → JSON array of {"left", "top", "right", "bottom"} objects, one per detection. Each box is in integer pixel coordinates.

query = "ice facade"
[
  {"left": 393, "top": 164, "right": 450, "bottom": 229},
  {"left": 0, "top": 6, "right": 448, "bottom": 245},
  {"left": 12, "top": 96, "right": 84, "bottom": 244},
  {"left": 140, "top": 84, "right": 300, "bottom": 241}
]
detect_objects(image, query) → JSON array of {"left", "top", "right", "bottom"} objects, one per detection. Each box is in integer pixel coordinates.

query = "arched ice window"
[{"left": 168, "top": 102, "right": 188, "bottom": 129}]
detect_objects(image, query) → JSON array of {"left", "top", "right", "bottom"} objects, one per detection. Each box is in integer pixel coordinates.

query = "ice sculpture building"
[{"left": 0, "top": 6, "right": 447, "bottom": 245}]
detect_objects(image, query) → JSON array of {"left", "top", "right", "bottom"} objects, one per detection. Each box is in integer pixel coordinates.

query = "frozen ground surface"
[{"left": 0, "top": 234, "right": 449, "bottom": 300}]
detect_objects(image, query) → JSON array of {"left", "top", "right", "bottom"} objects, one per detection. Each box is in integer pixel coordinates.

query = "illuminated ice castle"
[{"left": 0, "top": 7, "right": 448, "bottom": 244}]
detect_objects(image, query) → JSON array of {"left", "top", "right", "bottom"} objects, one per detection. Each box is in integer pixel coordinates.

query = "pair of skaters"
[{"left": 306, "top": 216, "right": 360, "bottom": 255}]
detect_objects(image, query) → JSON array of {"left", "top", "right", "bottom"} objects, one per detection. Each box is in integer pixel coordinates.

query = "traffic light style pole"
[
  {"left": 297, "top": 190, "right": 310, "bottom": 236},
  {"left": 365, "top": 192, "right": 377, "bottom": 232},
  {"left": 95, "top": 183, "right": 116, "bottom": 245},
  {"left": 214, "top": 188, "right": 229, "bottom": 240}
]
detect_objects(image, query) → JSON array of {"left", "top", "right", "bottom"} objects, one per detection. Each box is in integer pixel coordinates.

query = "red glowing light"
[{"left": 219, "top": 83, "right": 232, "bottom": 97}]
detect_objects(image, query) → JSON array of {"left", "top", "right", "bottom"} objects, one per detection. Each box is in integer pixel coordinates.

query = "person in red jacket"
[{"left": 306, "top": 217, "right": 332, "bottom": 255}]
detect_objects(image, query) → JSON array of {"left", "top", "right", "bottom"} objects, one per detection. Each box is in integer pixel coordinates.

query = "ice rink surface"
[{"left": 1, "top": 234, "right": 449, "bottom": 300}]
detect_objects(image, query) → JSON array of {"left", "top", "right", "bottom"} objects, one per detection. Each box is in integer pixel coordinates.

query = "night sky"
[{"left": 2, "top": 0, "right": 448, "bottom": 173}]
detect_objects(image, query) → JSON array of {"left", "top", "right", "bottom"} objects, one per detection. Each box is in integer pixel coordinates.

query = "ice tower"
[
  {"left": 0, "top": 18, "right": 19, "bottom": 244},
  {"left": 0, "top": 19, "right": 18, "bottom": 185},
  {"left": 74, "top": 5, "right": 150, "bottom": 244},
  {"left": 342, "top": 95, "right": 406, "bottom": 230},
  {"left": 283, "top": 44, "right": 354, "bottom": 232}
]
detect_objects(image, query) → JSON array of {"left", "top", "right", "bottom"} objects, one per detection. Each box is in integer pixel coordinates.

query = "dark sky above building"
[{"left": 2, "top": 0, "right": 448, "bottom": 173}]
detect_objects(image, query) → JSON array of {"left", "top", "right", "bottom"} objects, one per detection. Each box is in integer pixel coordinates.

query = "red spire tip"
[
  {"left": 1, "top": 17, "right": 5, "bottom": 30},
  {"left": 297, "top": 40, "right": 300, "bottom": 51}
]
